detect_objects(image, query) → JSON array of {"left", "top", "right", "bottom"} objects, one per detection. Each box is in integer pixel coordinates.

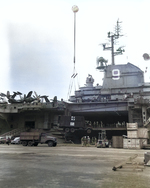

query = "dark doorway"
[{"left": 25, "top": 121, "right": 35, "bottom": 129}]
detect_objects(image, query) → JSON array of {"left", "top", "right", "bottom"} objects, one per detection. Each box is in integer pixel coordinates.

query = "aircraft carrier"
[{"left": 0, "top": 19, "right": 150, "bottom": 144}]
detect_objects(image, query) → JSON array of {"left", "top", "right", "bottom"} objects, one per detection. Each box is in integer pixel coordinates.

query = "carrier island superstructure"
[{"left": 63, "top": 19, "right": 150, "bottom": 142}]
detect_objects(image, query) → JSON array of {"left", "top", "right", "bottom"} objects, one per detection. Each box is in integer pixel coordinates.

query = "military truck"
[
  {"left": 59, "top": 115, "right": 92, "bottom": 133},
  {"left": 20, "top": 132, "right": 57, "bottom": 147}
]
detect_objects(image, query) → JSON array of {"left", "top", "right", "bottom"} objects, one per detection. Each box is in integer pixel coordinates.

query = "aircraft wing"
[{"left": 26, "top": 91, "right": 33, "bottom": 98}]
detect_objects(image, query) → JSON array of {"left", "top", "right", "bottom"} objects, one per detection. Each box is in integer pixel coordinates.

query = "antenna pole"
[
  {"left": 74, "top": 12, "right": 76, "bottom": 66},
  {"left": 111, "top": 36, "right": 115, "bottom": 65},
  {"left": 103, "top": 19, "right": 123, "bottom": 65},
  {"left": 72, "top": 5, "right": 79, "bottom": 68},
  {"left": 67, "top": 5, "right": 79, "bottom": 99}
]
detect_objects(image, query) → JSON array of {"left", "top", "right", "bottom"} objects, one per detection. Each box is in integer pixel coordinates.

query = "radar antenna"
[
  {"left": 143, "top": 53, "right": 150, "bottom": 61},
  {"left": 99, "top": 19, "right": 125, "bottom": 66}
]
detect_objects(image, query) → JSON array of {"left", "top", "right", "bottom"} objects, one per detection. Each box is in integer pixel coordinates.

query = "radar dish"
[{"left": 143, "top": 53, "right": 150, "bottom": 61}]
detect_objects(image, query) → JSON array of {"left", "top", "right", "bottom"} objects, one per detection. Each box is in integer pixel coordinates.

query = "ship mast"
[
  {"left": 97, "top": 19, "right": 124, "bottom": 70},
  {"left": 105, "top": 19, "right": 124, "bottom": 65}
]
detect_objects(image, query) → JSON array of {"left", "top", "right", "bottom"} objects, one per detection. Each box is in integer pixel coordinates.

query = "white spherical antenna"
[{"left": 72, "top": 5, "right": 79, "bottom": 13}]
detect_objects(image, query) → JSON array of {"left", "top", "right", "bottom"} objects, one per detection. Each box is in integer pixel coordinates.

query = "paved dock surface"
[{"left": 0, "top": 144, "right": 150, "bottom": 188}]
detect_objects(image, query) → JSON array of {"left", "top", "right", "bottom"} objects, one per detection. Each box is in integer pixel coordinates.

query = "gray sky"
[{"left": 0, "top": 0, "right": 150, "bottom": 101}]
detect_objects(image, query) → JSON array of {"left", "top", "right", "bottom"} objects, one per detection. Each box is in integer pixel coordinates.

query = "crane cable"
[{"left": 67, "top": 63, "right": 80, "bottom": 100}]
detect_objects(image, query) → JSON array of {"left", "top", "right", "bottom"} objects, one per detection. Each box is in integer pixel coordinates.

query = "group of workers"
[{"left": 81, "top": 136, "right": 97, "bottom": 147}]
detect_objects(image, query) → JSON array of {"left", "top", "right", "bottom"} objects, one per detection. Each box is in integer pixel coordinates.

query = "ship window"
[
  {"left": 112, "top": 69, "right": 120, "bottom": 80},
  {"left": 71, "top": 116, "right": 75, "bottom": 121}
]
